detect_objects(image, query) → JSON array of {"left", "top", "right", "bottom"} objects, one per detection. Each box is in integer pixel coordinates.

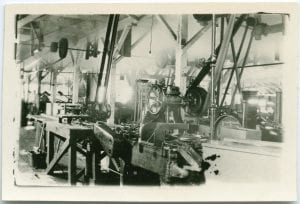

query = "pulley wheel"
[
  {"left": 58, "top": 38, "right": 68, "bottom": 59},
  {"left": 50, "top": 42, "right": 58, "bottom": 52},
  {"left": 185, "top": 87, "right": 207, "bottom": 115}
]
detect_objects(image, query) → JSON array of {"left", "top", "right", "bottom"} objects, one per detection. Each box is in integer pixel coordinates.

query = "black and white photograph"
[{"left": 1, "top": 3, "right": 298, "bottom": 202}]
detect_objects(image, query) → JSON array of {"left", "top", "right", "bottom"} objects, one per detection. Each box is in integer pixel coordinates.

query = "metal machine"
[{"left": 92, "top": 76, "right": 206, "bottom": 184}]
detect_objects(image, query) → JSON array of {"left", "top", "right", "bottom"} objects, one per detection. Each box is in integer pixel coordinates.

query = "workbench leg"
[
  {"left": 85, "top": 143, "right": 92, "bottom": 184},
  {"left": 42, "top": 124, "right": 47, "bottom": 152},
  {"left": 119, "top": 158, "right": 125, "bottom": 186},
  {"left": 92, "top": 147, "right": 101, "bottom": 184},
  {"left": 46, "top": 131, "right": 54, "bottom": 166},
  {"left": 68, "top": 137, "right": 77, "bottom": 185}
]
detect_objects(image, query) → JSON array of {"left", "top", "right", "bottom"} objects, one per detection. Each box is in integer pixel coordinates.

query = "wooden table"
[
  {"left": 45, "top": 121, "right": 100, "bottom": 185},
  {"left": 27, "top": 114, "right": 56, "bottom": 151}
]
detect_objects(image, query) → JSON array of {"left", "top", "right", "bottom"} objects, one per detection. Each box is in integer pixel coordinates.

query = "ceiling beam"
[
  {"left": 114, "top": 30, "right": 149, "bottom": 64},
  {"left": 155, "top": 15, "right": 177, "bottom": 41},
  {"left": 17, "top": 15, "right": 44, "bottom": 29},
  {"left": 113, "top": 25, "right": 132, "bottom": 58},
  {"left": 183, "top": 22, "right": 212, "bottom": 52},
  {"left": 127, "top": 15, "right": 140, "bottom": 22}
]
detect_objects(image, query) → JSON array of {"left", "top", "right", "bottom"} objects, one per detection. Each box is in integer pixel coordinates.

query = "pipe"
[
  {"left": 104, "top": 14, "right": 120, "bottom": 87},
  {"left": 210, "top": 14, "right": 217, "bottom": 140},
  {"left": 98, "top": 15, "right": 120, "bottom": 104},
  {"left": 216, "top": 17, "right": 225, "bottom": 105},
  {"left": 95, "top": 15, "right": 114, "bottom": 102}
]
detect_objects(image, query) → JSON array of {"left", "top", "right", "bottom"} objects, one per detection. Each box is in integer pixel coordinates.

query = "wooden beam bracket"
[
  {"left": 156, "top": 15, "right": 177, "bottom": 41},
  {"left": 183, "top": 22, "right": 212, "bottom": 52}
]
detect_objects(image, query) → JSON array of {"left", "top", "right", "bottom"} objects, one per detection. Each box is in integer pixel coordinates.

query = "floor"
[{"left": 16, "top": 127, "right": 71, "bottom": 186}]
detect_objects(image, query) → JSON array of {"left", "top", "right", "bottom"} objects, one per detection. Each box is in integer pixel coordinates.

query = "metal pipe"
[
  {"left": 216, "top": 17, "right": 225, "bottom": 106},
  {"left": 242, "top": 99, "right": 246, "bottom": 127},
  {"left": 104, "top": 14, "right": 120, "bottom": 87},
  {"left": 96, "top": 15, "right": 119, "bottom": 105},
  {"left": 210, "top": 14, "right": 217, "bottom": 140},
  {"left": 95, "top": 14, "right": 114, "bottom": 102}
]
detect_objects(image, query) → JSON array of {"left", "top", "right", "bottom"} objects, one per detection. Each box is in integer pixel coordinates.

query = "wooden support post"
[
  {"left": 36, "top": 70, "right": 41, "bottom": 112},
  {"left": 213, "top": 15, "right": 236, "bottom": 90},
  {"left": 68, "top": 136, "right": 77, "bottom": 185},
  {"left": 50, "top": 70, "right": 57, "bottom": 115},
  {"left": 72, "top": 65, "right": 81, "bottom": 104},
  {"left": 175, "top": 15, "right": 188, "bottom": 94},
  {"left": 108, "top": 62, "right": 116, "bottom": 125},
  {"left": 46, "top": 131, "right": 54, "bottom": 165},
  {"left": 220, "top": 24, "right": 249, "bottom": 107},
  {"left": 230, "top": 30, "right": 254, "bottom": 107},
  {"left": 85, "top": 142, "right": 92, "bottom": 184},
  {"left": 25, "top": 74, "right": 30, "bottom": 102},
  {"left": 92, "top": 146, "right": 101, "bottom": 184}
]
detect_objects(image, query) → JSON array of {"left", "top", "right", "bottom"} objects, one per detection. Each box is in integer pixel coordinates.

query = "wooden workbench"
[
  {"left": 45, "top": 121, "right": 100, "bottom": 185},
  {"left": 27, "top": 114, "right": 57, "bottom": 151}
]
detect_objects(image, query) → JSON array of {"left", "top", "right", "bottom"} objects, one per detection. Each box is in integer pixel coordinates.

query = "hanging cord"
[{"left": 149, "top": 15, "right": 154, "bottom": 55}]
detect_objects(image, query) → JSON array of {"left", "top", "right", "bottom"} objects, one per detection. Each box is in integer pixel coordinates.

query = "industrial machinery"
[{"left": 90, "top": 72, "right": 207, "bottom": 184}]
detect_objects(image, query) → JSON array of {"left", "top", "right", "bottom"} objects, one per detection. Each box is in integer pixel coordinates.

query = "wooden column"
[
  {"left": 50, "top": 70, "right": 57, "bottom": 115},
  {"left": 46, "top": 131, "right": 54, "bottom": 165},
  {"left": 92, "top": 143, "right": 101, "bottom": 184},
  {"left": 72, "top": 65, "right": 81, "bottom": 104},
  {"left": 85, "top": 142, "right": 92, "bottom": 184},
  {"left": 36, "top": 69, "right": 41, "bottom": 112},
  {"left": 107, "top": 62, "right": 116, "bottom": 125},
  {"left": 25, "top": 74, "right": 30, "bottom": 102},
  {"left": 68, "top": 135, "right": 77, "bottom": 185},
  {"left": 175, "top": 15, "right": 188, "bottom": 94}
]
